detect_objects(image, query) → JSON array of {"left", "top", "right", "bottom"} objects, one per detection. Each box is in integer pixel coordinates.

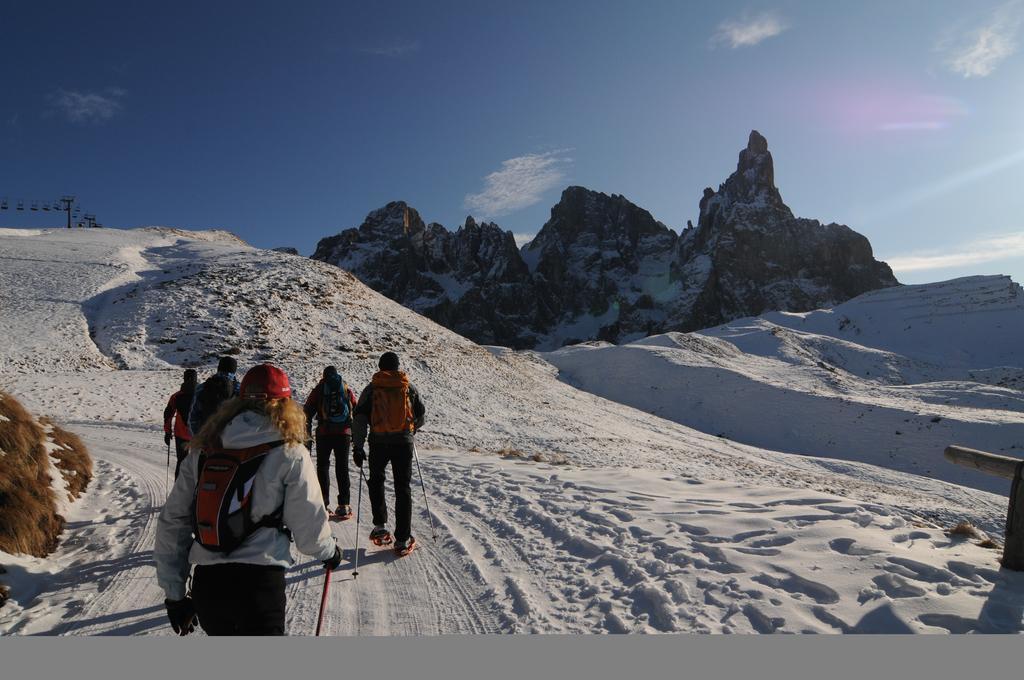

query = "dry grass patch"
[
  {"left": 948, "top": 521, "right": 983, "bottom": 539},
  {"left": 0, "top": 391, "right": 92, "bottom": 558},
  {"left": 40, "top": 417, "right": 93, "bottom": 500},
  {"left": 947, "top": 521, "right": 1000, "bottom": 549}
]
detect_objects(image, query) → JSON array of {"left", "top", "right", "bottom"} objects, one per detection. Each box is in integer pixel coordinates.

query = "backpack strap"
[{"left": 193, "top": 440, "right": 288, "bottom": 549}]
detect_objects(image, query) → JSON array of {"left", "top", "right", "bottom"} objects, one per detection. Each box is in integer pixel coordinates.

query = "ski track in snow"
[{"left": 6, "top": 423, "right": 1023, "bottom": 635}]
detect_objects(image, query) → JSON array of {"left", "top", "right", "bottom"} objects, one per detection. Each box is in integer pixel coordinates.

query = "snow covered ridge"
[
  {"left": 313, "top": 130, "right": 897, "bottom": 349},
  {"left": 545, "top": 275, "right": 1024, "bottom": 495}
]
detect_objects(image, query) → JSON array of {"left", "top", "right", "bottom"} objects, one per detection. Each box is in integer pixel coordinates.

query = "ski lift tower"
[{"left": 60, "top": 196, "right": 75, "bottom": 229}]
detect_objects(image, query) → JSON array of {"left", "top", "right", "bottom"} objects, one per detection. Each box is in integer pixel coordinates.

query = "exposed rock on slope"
[{"left": 313, "top": 203, "right": 548, "bottom": 347}]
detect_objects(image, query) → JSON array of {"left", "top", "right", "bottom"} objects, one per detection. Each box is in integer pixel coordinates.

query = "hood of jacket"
[{"left": 220, "top": 409, "right": 284, "bottom": 449}]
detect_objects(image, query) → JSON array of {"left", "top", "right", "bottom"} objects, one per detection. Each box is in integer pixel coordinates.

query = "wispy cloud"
[
  {"left": 49, "top": 87, "right": 126, "bottom": 124},
  {"left": 464, "top": 150, "right": 572, "bottom": 218},
  {"left": 355, "top": 40, "right": 421, "bottom": 57},
  {"left": 711, "top": 11, "right": 788, "bottom": 48},
  {"left": 886, "top": 231, "right": 1024, "bottom": 273},
  {"left": 942, "top": 1, "right": 1023, "bottom": 78}
]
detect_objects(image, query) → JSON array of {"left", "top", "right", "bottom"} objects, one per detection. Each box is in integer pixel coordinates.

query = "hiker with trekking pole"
[
  {"left": 352, "top": 351, "right": 428, "bottom": 556},
  {"left": 163, "top": 368, "right": 198, "bottom": 483},
  {"left": 154, "top": 363, "right": 342, "bottom": 636},
  {"left": 303, "top": 365, "right": 359, "bottom": 518}
]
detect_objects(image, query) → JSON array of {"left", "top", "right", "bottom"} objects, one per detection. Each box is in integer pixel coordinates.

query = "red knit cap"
[{"left": 240, "top": 363, "right": 292, "bottom": 400}]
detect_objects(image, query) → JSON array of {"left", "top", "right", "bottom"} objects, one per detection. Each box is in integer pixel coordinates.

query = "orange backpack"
[{"left": 370, "top": 371, "right": 415, "bottom": 435}]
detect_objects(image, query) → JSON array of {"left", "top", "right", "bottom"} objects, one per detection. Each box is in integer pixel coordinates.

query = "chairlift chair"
[
  {"left": 42, "top": 203, "right": 50, "bottom": 211},
  {"left": 1, "top": 198, "right": 7, "bottom": 210},
  {"left": 30, "top": 201, "right": 38, "bottom": 211},
  {"left": 17, "top": 201, "right": 24, "bottom": 210}
]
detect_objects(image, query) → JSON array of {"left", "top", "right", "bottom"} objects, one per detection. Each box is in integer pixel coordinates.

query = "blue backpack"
[{"left": 320, "top": 374, "right": 351, "bottom": 425}]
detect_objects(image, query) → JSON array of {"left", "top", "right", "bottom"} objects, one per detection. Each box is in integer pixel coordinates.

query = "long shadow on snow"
[
  {"left": 975, "top": 568, "right": 1024, "bottom": 633},
  {"left": 42, "top": 604, "right": 166, "bottom": 636},
  {"left": 284, "top": 546, "right": 406, "bottom": 586}
]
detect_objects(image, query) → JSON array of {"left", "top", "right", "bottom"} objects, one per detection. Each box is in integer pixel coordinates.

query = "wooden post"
[
  {"left": 944, "top": 445, "right": 1024, "bottom": 571},
  {"left": 1004, "top": 462, "right": 1024, "bottom": 571}
]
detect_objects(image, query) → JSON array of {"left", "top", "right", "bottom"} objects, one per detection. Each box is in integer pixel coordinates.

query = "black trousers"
[
  {"left": 315, "top": 433, "right": 351, "bottom": 507},
  {"left": 191, "top": 563, "right": 287, "bottom": 636},
  {"left": 367, "top": 440, "right": 414, "bottom": 543},
  {"left": 173, "top": 436, "right": 189, "bottom": 480}
]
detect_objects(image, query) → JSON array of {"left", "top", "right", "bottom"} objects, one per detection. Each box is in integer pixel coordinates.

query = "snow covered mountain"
[
  {"left": 545, "top": 275, "right": 1024, "bottom": 494},
  {"left": 313, "top": 131, "right": 897, "bottom": 349},
  {"left": 2, "top": 227, "right": 1022, "bottom": 635}
]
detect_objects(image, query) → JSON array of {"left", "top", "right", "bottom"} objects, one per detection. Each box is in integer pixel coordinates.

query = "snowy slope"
[
  {"left": 1, "top": 227, "right": 1022, "bottom": 635},
  {"left": 717, "top": 276, "right": 1024, "bottom": 382},
  {"left": 545, "top": 277, "right": 1024, "bottom": 495}
]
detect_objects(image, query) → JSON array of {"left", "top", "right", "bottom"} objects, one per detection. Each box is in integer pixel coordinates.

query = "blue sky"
[{"left": 2, "top": 0, "right": 1023, "bottom": 284}]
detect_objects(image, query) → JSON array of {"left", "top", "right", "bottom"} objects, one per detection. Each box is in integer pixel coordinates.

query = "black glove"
[
  {"left": 323, "top": 545, "right": 342, "bottom": 571},
  {"left": 165, "top": 597, "right": 197, "bottom": 636},
  {"left": 164, "top": 432, "right": 172, "bottom": 446},
  {"left": 353, "top": 448, "right": 365, "bottom": 468}
]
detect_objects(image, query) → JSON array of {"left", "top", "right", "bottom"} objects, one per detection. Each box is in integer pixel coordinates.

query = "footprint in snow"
[
  {"left": 870, "top": 573, "right": 927, "bottom": 599},
  {"left": 750, "top": 535, "right": 795, "bottom": 549},
  {"left": 918, "top": 613, "right": 977, "bottom": 634},
  {"left": 828, "top": 537, "right": 881, "bottom": 556},
  {"left": 743, "top": 604, "right": 785, "bottom": 634},
  {"left": 752, "top": 568, "right": 839, "bottom": 605}
]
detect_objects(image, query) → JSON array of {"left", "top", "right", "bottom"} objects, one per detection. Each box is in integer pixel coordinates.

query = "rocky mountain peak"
[
  {"left": 360, "top": 200, "right": 424, "bottom": 237},
  {"left": 698, "top": 130, "right": 792, "bottom": 231}
]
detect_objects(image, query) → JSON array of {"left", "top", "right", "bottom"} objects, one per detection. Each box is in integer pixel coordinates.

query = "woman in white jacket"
[{"left": 154, "top": 363, "right": 341, "bottom": 636}]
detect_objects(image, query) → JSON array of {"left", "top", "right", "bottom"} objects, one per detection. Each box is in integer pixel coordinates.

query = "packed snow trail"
[
  {"left": 1, "top": 422, "right": 509, "bottom": 636},
  {"left": 4, "top": 419, "right": 1023, "bottom": 635}
]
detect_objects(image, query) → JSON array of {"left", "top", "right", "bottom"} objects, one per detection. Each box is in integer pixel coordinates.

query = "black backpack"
[
  {"left": 176, "top": 386, "right": 195, "bottom": 423},
  {"left": 199, "top": 374, "right": 234, "bottom": 416}
]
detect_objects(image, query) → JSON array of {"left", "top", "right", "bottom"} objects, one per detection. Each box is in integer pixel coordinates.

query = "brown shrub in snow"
[
  {"left": 948, "top": 521, "right": 982, "bottom": 539},
  {"left": 40, "top": 417, "right": 93, "bottom": 500},
  {"left": 0, "top": 391, "right": 91, "bottom": 558}
]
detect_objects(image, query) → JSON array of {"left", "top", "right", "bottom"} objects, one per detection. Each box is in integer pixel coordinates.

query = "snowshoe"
[
  {"left": 369, "top": 527, "right": 393, "bottom": 546},
  {"left": 394, "top": 536, "right": 417, "bottom": 557},
  {"left": 330, "top": 505, "right": 353, "bottom": 521}
]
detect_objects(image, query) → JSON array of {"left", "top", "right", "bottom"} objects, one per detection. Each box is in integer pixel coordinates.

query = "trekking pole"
[
  {"left": 315, "top": 567, "right": 332, "bottom": 636},
  {"left": 165, "top": 441, "right": 171, "bottom": 499},
  {"left": 412, "top": 442, "right": 438, "bottom": 542},
  {"left": 353, "top": 466, "right": 364, "bottom": 578}
]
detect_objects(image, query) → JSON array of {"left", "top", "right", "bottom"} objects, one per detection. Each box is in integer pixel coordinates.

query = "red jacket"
[
  {"left": 163, "top": 390, "right": 193, "bottom": 441},
  {"left": 304, "top": 381, "right": 358, "bottom": 436}
]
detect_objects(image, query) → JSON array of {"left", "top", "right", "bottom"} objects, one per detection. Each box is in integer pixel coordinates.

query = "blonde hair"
[{"left": 190, "top": 397, "right": 308, "bottom": 451}]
